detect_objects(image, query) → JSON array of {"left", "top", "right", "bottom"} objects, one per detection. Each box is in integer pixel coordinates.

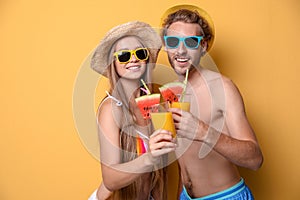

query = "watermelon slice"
[
  {"left": 159, "top": 82, "right": 185, "bottom": 103},
  {"left": 135, "top": 93, "right": 160, "bottom": 119}
]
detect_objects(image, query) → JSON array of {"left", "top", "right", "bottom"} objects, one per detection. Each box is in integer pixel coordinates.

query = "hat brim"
[{"left": 91, "top": 21, "right": 162, "bottom": 76}]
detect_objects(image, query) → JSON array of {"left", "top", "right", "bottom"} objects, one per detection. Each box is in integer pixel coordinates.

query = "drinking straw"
[
  {"left": 140, "top": 79, "right": 151, "bottom": 94},
  {"left": 140, "top": 88, "right": 149, "bottom": 94},
  {"left": 180, "top": 69, "right": 189, "bottom": 102}
]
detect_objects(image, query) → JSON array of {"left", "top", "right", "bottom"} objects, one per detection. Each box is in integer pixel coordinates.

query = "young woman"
[{"left": 89, "top": 21, "right": 177, "bottom": 200}]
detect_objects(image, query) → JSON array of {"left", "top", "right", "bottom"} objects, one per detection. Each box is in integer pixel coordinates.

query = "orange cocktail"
[
  {"left": 150, "top": 112, "right": 176, "bottom": 138},
  {"left": 170, "top": 102, "right": 190, "bottom": 112}
]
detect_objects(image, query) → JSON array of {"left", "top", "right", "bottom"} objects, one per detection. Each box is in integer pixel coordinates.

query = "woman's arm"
[
  {"left": 97, "top": 99, "right": 152, "bottom": 191},
  {"left": 96, "top": 183, "right": 112, "bottom": 200}
]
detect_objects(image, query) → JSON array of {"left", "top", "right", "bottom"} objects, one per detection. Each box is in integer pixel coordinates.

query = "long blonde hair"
[{"left": 105, "top": 36, "right": 166, "bottom": 199}]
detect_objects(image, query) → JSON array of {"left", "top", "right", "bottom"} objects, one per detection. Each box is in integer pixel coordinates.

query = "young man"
[{"left": 159, "top": 5, "right": 263, "bottom": 199}]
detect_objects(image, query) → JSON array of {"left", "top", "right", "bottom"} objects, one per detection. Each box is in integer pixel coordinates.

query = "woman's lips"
[{"left": 126, "top": 65, "right": 142, "bottom": 70}]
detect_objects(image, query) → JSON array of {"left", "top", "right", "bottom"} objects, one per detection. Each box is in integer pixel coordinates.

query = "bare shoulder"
[
  {"left": 221, "top": 76, "right": 243, "bottom": 99},
  {"left": 97, "top": 98, "right": 122, "bottom": 128},
  {"left": 219, "top": 75, "right": 246, "bottom": 114},
  {"left": 201, "top": 68, "right": 245, "bottom": 109},
  {"left": 97, "top": 98, "right": 113, "bottom": 119},
  {"left": 200, "top": 68, "right": 222, "bottom": 82}
]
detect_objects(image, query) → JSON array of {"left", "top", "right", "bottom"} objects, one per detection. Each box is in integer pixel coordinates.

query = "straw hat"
[
  {"left": 91, "top": 21, "right": 162, "bottom": 76},
  {"left": 160, "top": 4, "right": 215, "bottom": 51}
]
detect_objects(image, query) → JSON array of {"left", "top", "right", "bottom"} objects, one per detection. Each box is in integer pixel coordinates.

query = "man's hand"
[{"left": 169, "top": 108, "right": 208, "bottom": 141}]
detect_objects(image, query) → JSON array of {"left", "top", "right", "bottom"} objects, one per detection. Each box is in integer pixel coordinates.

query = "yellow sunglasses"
[{"left": 113, "top": 48, "right": 149, "bottom": 64}]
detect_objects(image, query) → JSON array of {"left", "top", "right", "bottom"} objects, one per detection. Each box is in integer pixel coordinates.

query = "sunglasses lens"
[
  {"left": 117, "top": 51, "right": 131, "bottom": 63},
  {"left": 166, "top": 37, "right": 180, "bottom": 48},
  {"left": 135, "top": 49, "right": 148, "bottom": 60},
  {"left": 185, "top": 37, "right": 200, "bottom": 48}
]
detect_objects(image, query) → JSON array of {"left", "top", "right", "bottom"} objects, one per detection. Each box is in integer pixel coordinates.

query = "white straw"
[{"left": 180, "top": 69, "right": 189, "bottom": 102}]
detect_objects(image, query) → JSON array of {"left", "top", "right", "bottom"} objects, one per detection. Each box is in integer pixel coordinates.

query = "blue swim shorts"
[{"left": 179, "top": 178, "right": 254, "bottom": 200}]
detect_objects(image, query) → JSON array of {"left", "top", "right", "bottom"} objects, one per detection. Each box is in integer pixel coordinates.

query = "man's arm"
[
  {"left": 170, "top": 77, "right": 263, "bottom": 170},
  {"left": 208, "top": 77, "right": 263, "bottom": 170}
]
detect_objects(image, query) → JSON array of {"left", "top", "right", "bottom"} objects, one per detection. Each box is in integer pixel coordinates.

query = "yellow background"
[{"left": 1, "top": 0, "right": 300, "bottom": 199}]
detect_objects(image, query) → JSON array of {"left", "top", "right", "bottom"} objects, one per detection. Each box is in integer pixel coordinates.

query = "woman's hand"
[{"left": 148, "top": 129, "right": 177, "bottom": 161}]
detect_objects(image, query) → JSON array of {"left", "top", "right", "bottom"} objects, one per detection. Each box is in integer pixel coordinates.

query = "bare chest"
[{"left": 188, "top": 84, "right": 227, "bottom": 132}]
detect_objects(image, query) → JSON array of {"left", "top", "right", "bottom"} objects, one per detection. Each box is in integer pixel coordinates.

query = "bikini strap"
[
  {"left": 105, "top": 91, "right": 122, "bottom": 106},
  {"left": 135, "top": 129, "right": 149, "bottom": 140}
]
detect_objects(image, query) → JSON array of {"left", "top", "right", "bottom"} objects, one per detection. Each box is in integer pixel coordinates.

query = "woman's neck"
[{"left": 119, "top": 78, "right": 141, "bottom": 100}]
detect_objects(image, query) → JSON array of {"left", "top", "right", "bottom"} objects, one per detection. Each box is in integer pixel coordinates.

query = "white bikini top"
[
  {"left": 105, "top": 91, "right": 149, "bottom": 153},
  {"left": 105, "top": 91, "right": 122, "bottom": 106}
]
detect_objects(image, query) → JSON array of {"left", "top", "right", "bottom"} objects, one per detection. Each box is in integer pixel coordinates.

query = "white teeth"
[
  {"left": 176, "top": 58, "right": 189, "bottom": 62},
  {"left": 127, "top": 66, "right": 140, "bottom": 70}
]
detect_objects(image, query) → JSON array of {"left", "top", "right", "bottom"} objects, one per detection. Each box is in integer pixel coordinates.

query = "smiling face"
[
  {"left": 113, "top": 36, "right": 147, "bottom": 80},
  {"left": 165, "top": 21, "right": 206, "bottom": 77}
]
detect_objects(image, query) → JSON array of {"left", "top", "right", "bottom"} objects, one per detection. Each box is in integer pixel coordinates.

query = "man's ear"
[
  {"left": 200, "top": 40, "right": 208, "bottom": 56},
  {"left": 164, "top": 45, "right": 167, "bottom": 51}
]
